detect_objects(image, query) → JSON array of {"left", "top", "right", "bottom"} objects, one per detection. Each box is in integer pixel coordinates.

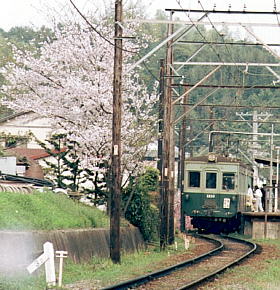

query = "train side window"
[
  {"left": 222, "top": 173, "right": 235, "bottom": 190},
  {"left": 206, "top": 172, "right": 217, "bottom": 189},
  {"left": 188, "top": 171, "right": 200, "bottom": 187}
]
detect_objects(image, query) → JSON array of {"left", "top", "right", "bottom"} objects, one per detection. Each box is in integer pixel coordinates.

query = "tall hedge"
[{"left": 122, "top": 167, "right": 159, "bottom": 242}]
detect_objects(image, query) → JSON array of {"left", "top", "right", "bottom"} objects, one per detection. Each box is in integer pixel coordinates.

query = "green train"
[{"left": 181, "top": 153, "right": 253, "bottom": 233}]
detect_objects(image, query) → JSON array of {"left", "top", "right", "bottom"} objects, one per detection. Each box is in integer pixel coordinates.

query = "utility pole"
[
  {"left": 110, "top": 0, "right": 122, "bottom": 264},
  {"left": 158, "top": 59, "right": 164, "bottom": 174},
  {"left": 167, "top": 12, "right": 175, "bottom": 245},
  {"left": 158, "top": 58, "right": 168, "bottom": 249},
  {"left": 160, "top": 12, "right": 174, "bottom": 249}
]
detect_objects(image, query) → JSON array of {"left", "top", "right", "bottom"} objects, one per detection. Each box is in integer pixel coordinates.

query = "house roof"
[
  {"left": 5, "top": 148, "right": 49, "bottom": 160},
  {"left": 5, "top": 147, "right": 66, "bottom": 161},
  {"left": 0, "top": 111, "right": 32, "bottom": 124}
]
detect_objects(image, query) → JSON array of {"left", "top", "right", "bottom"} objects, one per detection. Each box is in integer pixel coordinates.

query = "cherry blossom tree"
[{"left": 2, "top": 19, "right": 158, "bottom": 183}]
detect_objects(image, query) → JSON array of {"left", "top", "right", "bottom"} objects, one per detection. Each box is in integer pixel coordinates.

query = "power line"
[
  {"left": 175, "top": 103, "right": 280, "bottom": 109},
  {"left": 178, "top": 40, "right": 280, "bottom": 47},
  {"left": 165, "top": 8, "right": 280, "bottom": 15},
  {"left": 172, "top": 84, "right": 280, "bottom": 89},
  {"left": 69, "top": 0, "right": 136, "bottom": 54},
  {"left": 181, "top": 118, "right": 280, "bottom": 124}
]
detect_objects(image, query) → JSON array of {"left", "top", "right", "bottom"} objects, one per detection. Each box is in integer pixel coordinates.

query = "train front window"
[
  {"left": 206, "top": 172, "right": 217, "bottom": 189},
  {"left": 222, "top": 173, "right": 235, "bottom": 190},
  {"left": 188, "top": 171, "right": 200, "bottom": 187}
]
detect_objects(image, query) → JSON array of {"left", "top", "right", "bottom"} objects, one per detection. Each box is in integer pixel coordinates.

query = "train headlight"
[
  {"left": 185, "top": 194, "right": 190, "bottom": 200},
  {"left": 231, "top": 195, "right": 236, "bottom": 201},
  {"left": 208, "top": 153, "right": 217, "bottom": 162}
]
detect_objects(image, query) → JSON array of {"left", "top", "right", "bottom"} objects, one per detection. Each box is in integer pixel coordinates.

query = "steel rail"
[
  {"left": 102, "top": 234, "right": 257, "bottom": 290},
  {"left": 177, "top": 235, "right": 257, "bottom": 289},
  {"left": 102, "top": 235, "right": 223, "bottom": 290}
]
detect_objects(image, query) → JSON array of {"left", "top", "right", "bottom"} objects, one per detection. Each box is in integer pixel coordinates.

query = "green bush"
[{"left": 122, "top": 167, "right": 159, "bottom": 242}]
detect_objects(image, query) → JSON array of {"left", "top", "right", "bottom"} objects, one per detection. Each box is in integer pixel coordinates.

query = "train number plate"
[
  {"left": 223, "top": 198, "right": 231, "bottom": 209},
  {"left": 206, "top": 194, "right": 215, "bottom": 198}
]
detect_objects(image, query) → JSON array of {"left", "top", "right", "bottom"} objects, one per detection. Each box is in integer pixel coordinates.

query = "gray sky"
[
  {"left": 1, "top": 0, "right": 280, "bottom": 44},
  {"left": 0, "top": 0, "right": 279, "bottom": 30}
]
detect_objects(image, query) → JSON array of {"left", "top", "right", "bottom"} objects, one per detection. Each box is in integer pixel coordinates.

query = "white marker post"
[
  {"left": 184, "top": 235, "right": 190, "bottom": 250},
  {"left": 56, "top": 250, "right": 68, "bottom": 287},
  {"left": 27, "top": 242, "right": 56, "bottom": 287},
  {"left": 44, "top": 242, "right": 56, "bottom": 287}
]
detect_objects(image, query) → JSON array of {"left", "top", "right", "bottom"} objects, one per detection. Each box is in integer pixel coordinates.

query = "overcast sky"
[
  {"left": 1, "top": 0, "right": 280, "bottom": 44},
  {"left": 1, "top": 0, "right": 280, "bottom": 30}
]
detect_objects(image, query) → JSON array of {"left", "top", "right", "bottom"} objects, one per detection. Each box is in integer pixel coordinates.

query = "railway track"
[{"left": 103, "top": 234, "right": 257, "bottom": 290}]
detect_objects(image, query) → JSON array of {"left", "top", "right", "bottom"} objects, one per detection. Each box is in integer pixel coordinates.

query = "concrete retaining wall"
[
  {"left": 0, "top": 226, "right": 144, "bottom": 272},
  {"left": 252, "top": 221, "right": 280, "bottom": 239}
]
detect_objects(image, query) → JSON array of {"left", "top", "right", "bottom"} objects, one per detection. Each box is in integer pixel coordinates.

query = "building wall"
[{"left": 0, "top": 113, "right": 54, "bottom": 149}]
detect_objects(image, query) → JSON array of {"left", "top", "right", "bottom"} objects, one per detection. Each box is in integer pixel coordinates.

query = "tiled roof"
[{"left": 5, "top": 147, "right": 66, "bottom": 160}]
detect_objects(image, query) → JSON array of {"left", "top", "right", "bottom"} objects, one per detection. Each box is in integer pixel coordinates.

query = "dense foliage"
[{"left": 122, "top": 167, "right": 159, "bottom": 241}]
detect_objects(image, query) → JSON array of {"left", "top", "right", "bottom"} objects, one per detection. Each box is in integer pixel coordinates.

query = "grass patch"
[
  {"left": 0, "top": 191, "right": 109, "bottom": 230},
  {"left": 2, "top": 237, "right": 280, "bottom": 289},
  {"left": 0, "top": 238, "right": 191, "bottom": 290}
]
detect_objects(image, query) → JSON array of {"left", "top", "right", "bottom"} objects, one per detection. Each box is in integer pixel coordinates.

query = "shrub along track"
[{"left": 103, "top": 234, "right": 257, "bottom": 290}]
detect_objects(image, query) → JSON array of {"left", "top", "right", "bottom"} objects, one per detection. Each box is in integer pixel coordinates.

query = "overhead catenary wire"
[
  {"left": 174, "top": 1, "right": 280, "bottom": 91},
  {"left": 175, "top": 0, "right": 247, "bottom": 95}
]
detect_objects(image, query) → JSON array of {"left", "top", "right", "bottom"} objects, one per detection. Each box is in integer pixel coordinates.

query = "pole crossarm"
[
  {"left": 165, "top": 8, "right": 280, "bottom": 15},
  {"left": 125, "top": 19, "right": 280, "bottom": 28},
  {"left": 173, "top": 88, "right": 219, "bottom": 125},
  {"left": 179, "top": 118, "right": 280, "bottom": 124},
  {"left": 174, "top": 84, "right": 280, "bottom": 89},
  {"left": 172, "top": 65, "right": 221, "bottom": 106},
  {"left": 209, "top": 130, "right": 280, "bottom": 142},
  {"left": 173, "top": 62, "right": 280, "bottom": 67},
  {"left": 175, "top": 103, "right": 280, "bottom": 109},
  {"left": 178, "top": 40, "right": 280, "bottom": 47}
]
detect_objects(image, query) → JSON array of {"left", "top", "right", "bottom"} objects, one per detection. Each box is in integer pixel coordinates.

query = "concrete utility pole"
[{"left": 110, "top": 0, "right": 122, "bottom": 264}]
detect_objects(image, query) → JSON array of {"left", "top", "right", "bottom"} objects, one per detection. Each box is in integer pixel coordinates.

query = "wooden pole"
[
  {"left": 159, "top": 58, "right": 168, "bottom": 250},
  {"left": 159, "top": 12, "right": 175, "bottom": 249},
  {"left": 167, "top": 12, "right": 175, "bottom": 245},
  {"left": 158, "top": 59, "right": 164, "bottom": 174},
  {"left": 110, "top": 0, "right": 123, "bottom": 264}
]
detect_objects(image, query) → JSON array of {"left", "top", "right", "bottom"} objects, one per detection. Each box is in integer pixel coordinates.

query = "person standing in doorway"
[
  {"left": 261, "top": 187, "right": 266, "bottom": 211},
  {"left": 247, "top": 185, "right": 254, "bottom": 211},
  {"left": 254, "top": 185, "right": 264, "bottom": 212}
]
